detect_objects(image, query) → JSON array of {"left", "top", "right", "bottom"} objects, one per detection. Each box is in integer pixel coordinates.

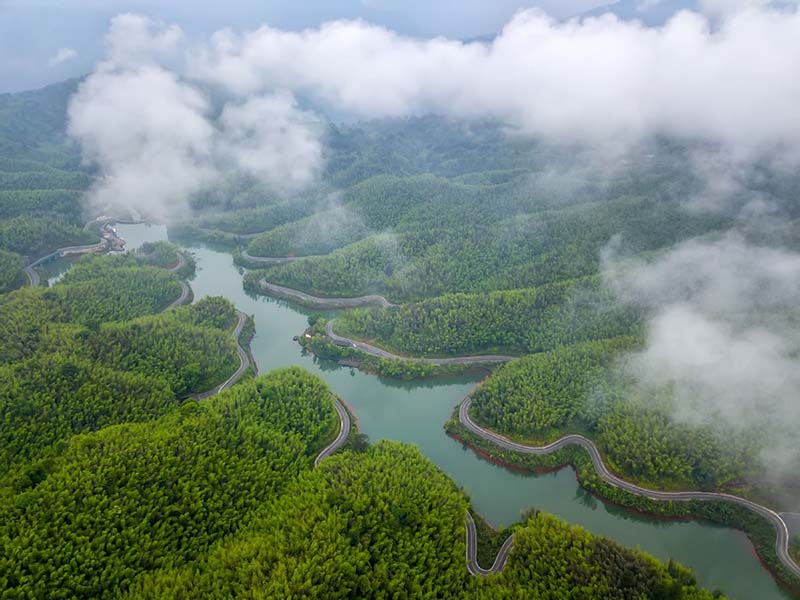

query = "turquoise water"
[{"left": 114, "top": 223, "right": 793, "bottom": 600}]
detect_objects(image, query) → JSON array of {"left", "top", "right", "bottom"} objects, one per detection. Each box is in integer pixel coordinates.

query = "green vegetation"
[
  {"left": 300, "top": 327, "right": 496, "bottom": 379},
  {"left": 791, "top": 535, "right": 800, "bottom": 564},
  {"left": 0, "top": 84, "right": 785, "bottom": 599},
  {"left": 249, "top": 190, "right": 729, "bottom": 301},
  {"left": 335, "top": 277, "right": 640, "bottom": 357},
  {"left": 0, "top": 259, "right": 184, "bottom": 365},
  {"left": 482, "top": 511, "right": 722, "bottom": 600},
  {"left": 126, "top": 442, "right": 468, "bottom": 599},
  {"left": 57, "top": 255, "right": 184, "bottom": 323},
  {"left": 447, "top": 417, "right": 799, "bottom": 591},
  {"left": 472, "top": 512, "right": 513, "bottom": 570},
  {"left": 471, "top": 337, "right": 639, "bottom": 436},
  {"left": 0, "top": 247, "right": 23, "bottom": 291},
  {"left": 469, "top": 340, "right": 759, "bottom": 491},
  {"left": 0, "top": 293, "right": 242, "bottom": 473},
  {"left": 0, "top": 80, "right": 96, "bottom": 291},
  {"left": 0, "top": 368, "right": 339, "bottom": 600},
  {"left": 0, "top": 215, "right": 95, "bottom": 256},
  {"left": 134, "top": 241, "right": 196, "bottom": 278},
  {"left": 124, "top": 443, "right": 720, "bottom": 600}
]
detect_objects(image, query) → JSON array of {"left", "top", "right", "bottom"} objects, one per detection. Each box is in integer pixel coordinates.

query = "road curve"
[
  {"left": 314, "top": 396, "right": 351, "bottom": 467},
  {"left": 23, "top": 239, "right": 109, "bottom": 287},
  {"left": 192, "top": 310, "right": 251, "bottom": 400},
  {"left": 166, "top": 281, "right": 191, "bottom": 309},
  {"left": 466, "top": 511, "right": 514, "bottom": 576},
  {"left": 309, "top": 389, "right": 511, "bottom": 578},
  {"left": 459, "top": 395, "right": 800, "bottom": 580},
  {"left": 24, "top": 265, "right": 40, "bottom": 286},
  {"left": 325, "top": 320, "right": 515, "bottom": 366},
  {"left": 241, "top": 250, "right": 302, "bottom": 265},
  {"left": 162, "top": 252, "right": 192, "bottom": 309},
  {"left": 260, "top": 279, "right": 396, "bottom": 309},
  {"left": 23, "top": 215, "right": 139, "bottom": 288}
]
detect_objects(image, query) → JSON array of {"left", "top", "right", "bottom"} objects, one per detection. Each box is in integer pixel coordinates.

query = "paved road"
[
  {"left": 193, "top": 310, "right": 251, "bottom": 400},
  {"left": 466, "top": 511, "right": 514, "bottom": 576},
  {"left": 310, "top": 391, "right": 514, "bottom": 578},
  {"left": 459, "top": 396, "right": 800, "bottom": 580},
  {"left": 169, "top": 251, "right": 187, "bottom": 272},
  {"left": 24, "top": 265, "right": 40, "bottom": 286},
  {"left": 241, "top": 250, "right": 302, "bottom": 265},
  {"left": 23, "top": 216, "right": 137, "bottom": 288},
  {"left": 24, "top": 239, "right": 109, "bottom": 287},
  {"left": 260, "top": 279, "right": 396, "bottom": 309},
  {"left": 782, "top": 513, "right": 800, "bottom": 539},
  {"left": 162, "top": 252, "right": 192, "bottom": 309},
  {"left": 314, "top": 396, "right": 351, "bottom": 467},
  {"left": 166, "top": 281, "right": 192, "bottom": 309},
  {"left": 325, "top": 321, "right": 515, "bottom": 366}
]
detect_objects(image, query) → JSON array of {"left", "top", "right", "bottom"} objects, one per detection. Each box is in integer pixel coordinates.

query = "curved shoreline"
[
  {"left": 255, "top": 277, "right": 800, "bottom": 584},
  {"left": 23, "top": 216, "right": 134, "bottom": 287},
  {"left": 312, "top": 387, "right": 505, "bottom": 578},
  {"left": 260, "top": 278, "right": 396, "bottom": 309},
  {"left": 325, "top": 320, "right": 516, "bottom": 365},
  {"left": 241, "top": 249, "right": 302, "bottom": 265},
  {"left": 256, "top": 278, "right": 514, "bottom": 363},
  {"left": 458, "top": 395, "right": 800, "bottom": 581}
]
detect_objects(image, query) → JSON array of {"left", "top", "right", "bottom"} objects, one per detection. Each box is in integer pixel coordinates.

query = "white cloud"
[
  {"left": 186, "top": 6, "right": 800, "bottom": 157},
  {"left": 68, "top": 14, "right": 327, "bottom": 220},
  {"left": 219, "top": 92, "right": 325, "bottom": 194},
  {"left": 68, "top": 65, "right": 217, "bottom": 222},
  {"left": 48, "top": 47, "right": 77, "bottom": 67},
  {"left": 605, "top": 233, "right": 800, "bottom": 474}
]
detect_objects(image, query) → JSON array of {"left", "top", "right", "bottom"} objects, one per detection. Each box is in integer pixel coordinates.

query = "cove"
[{"left": 114, "top": 223, "right": 793, "bottom": 600}]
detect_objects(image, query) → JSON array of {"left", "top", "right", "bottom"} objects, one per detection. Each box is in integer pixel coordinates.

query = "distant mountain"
[
  {"left": 578, "top": 0, "right": 699, "bottom": 24},
  {"left": 0, "top": 78, "right": 82, "bottom": 165}
]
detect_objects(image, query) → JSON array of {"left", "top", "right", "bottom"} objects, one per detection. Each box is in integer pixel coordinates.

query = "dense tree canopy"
[{"left": 124, "top": 444, "right": 723, "bottom": 600}]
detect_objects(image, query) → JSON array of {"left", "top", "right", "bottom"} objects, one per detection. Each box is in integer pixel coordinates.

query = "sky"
[{"left": 0, "top": 0, "right": 703, "bottom": 94}]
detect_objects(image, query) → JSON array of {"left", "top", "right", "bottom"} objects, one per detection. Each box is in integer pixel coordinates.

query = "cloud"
[
  {"left": 48, "top": 47, "right": 77, "bottom": 67},
  {"left": 187, "top": 6, "right": 800, "bottom": 157},
  {"left": 103, "top": 12, "right": 184, "bottom": 69},
  {"left": 70, "top": 6, "right": 800, "bottom": 218},
  {"left": 218, "top": 92, "right": 325, "bottom": 193},
  {"left": 68, "top": 65, "right": 217, "bottom": 222},
  {"left": 68, "top": 14, "right": 324, "bottom": 220},
  {"left": 605, "top": 233, "right": 800, "bottom": 476}
]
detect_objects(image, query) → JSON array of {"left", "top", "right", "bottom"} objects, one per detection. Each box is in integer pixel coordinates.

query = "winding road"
[
  {"left": 241, "top": 249, "right": 302, "bottom": 265},
  {"left": 255, "top": 279, "right": 513, "bottom": 363},
  {"left": 325, "top": 321, "right": 515, "bottom": 365},
  {"left": 466, "top": 511, "right": 514, "bottom": 576},
  {"left": 260, "top": 279, "right": 396, "bottom": 309},
  {"left": 160, "top": 251, "right": 252, "bottom": 399},
  {"left": 458, "top": 395, "right": 800, "bottom": 580},
  {"left": 164, "top": 252, "right": 192, "bottom": 309},
  {"left": 23, "top": 216, "right": 137, "bottom": 287},
  {"left": 251, "top": 278, "right": 800, "bottom": 583},
  {"left": 312, "top": 394, "right": 503, "bottom": 576},
  {"left": 24, "top": 239, "right": 109, "bottom": 286},
  {"left": 314, "top": 395, "right": 351, "bottom": 467},
  {"left": 192, "top": 310, "right": 252, "bottom": 400}
]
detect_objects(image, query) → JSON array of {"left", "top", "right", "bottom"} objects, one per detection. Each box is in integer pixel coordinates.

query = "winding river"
[{"left": 100, "top": 223, "right": 795, "bottom": 599}]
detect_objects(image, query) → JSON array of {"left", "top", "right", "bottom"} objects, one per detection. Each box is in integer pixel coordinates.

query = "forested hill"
[
  {"left": 126, "top": 443, "right": 722, "bottom": 600},
  {"left": 0, "top": 79, "right": 761, "bottom": 599},
  {"left": 0, "top": 78, "right": 81, "bottom": 165}
]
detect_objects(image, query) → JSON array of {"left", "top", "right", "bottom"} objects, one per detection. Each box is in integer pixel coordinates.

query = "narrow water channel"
[{"left": 113, "top": 223, "right": 795, "bottom": 600}]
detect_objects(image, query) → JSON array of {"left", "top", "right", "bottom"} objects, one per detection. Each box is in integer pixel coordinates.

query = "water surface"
[{"left": 114, "top": 223, "right": 793, "bottom": 600}]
